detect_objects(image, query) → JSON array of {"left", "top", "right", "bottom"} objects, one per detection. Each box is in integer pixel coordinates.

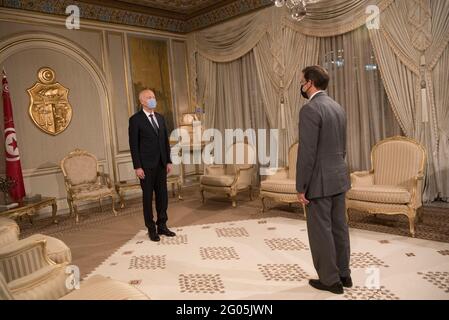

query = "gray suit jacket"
[{"left": 296, "top": 92, "right": 351, "bottom": 199}]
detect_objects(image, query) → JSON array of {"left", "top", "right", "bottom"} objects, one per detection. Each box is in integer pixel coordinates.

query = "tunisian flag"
[{"left": 2, "top": 70, "right": 26, "bottom": 202}]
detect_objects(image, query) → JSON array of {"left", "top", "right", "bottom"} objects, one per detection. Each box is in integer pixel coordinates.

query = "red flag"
[{"left": 2, "top": 69, "right": 26, "bottom": 202}]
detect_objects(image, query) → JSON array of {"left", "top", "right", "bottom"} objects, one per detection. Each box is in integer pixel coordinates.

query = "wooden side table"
[
  {"left": 115, "top": 176, "right": 183, "bottom": 209},
  {"left": 0, "top": 197, "right": 58, "bottom": 224}
]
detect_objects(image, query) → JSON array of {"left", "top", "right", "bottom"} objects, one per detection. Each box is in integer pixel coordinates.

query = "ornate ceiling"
[
  {"left": 116, "top": 0, "right": 226, "bottom": 15},
  {"left": 0, "top": 0, "right": 273, "bottom": 33}
]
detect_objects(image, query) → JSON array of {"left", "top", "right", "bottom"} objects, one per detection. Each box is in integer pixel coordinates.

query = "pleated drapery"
[{"left": 187, "top": 0, "right": 449, "bottom": 201}]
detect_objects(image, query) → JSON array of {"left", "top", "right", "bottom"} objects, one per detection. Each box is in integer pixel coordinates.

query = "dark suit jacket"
[
  {"left": 128, "top": 110, "right": 172, "bottom": 169},
  {"left": 296, "top": 92, "right": 351, "bottom": 199}
]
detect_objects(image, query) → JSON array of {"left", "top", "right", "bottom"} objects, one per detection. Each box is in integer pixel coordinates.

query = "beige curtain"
[
  {"left": 319, "top": 27, "right": 402, "bottom": 172},
  {"left": 432, "top": 45, "right": 449, "bottom": 201},
  {"left": 195, "top": 54, "right": 217, "bottom": 130},
  {"left": 253, "top": 14, "right": 320, "bottom": 165},
  {"left": 284, "top": 0, "right": 394, "bottom": 37},
  {"left": 369, "top": 0, "right": 449, "bottom": 201},
  {"left": 196, "top": 52, "right": 270, "bottom": 182},
  {"left": 188, "top": 0, "right": 449, "bottom": 201},
  {"left": 196, "top": 51, "right": 269, "bottom": 137},
  {"left": 193, "top": 9, "right": 270, "bottom": 63}
]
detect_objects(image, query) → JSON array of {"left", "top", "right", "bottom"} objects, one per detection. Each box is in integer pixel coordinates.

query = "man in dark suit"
[
  {"left": 296, "top": 66, "right": 352, "bottom": 294},
  {"left": 129, "top": 89, "right": 176, "bottom": 242}
]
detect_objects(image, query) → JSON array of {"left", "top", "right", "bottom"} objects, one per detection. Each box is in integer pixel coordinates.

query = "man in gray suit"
[{"left": 296, "top": 65, "right": 351, "bottom": 294}]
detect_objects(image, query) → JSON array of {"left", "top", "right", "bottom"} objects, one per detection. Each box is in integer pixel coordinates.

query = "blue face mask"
[{"left": 147, "top": 98, "right": 157, "bottom": 109}]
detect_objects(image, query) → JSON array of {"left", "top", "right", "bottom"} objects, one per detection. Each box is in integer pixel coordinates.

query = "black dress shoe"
[
  {"left": 148, "top": 232, "right": 160, "bottom": 242},
  {"left": 340, "top": 276, "right": 353, "bottom": 288},
  {"left": 157, "top": 227, "right": 176, "bottom": 237},
  {"left": 309, "top": 279, "right": 344, "bottom": 294}
]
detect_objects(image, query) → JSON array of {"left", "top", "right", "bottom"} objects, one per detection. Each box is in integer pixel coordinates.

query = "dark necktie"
[{"left": 149, "top": 114, "right": 159, "bottom": 135}]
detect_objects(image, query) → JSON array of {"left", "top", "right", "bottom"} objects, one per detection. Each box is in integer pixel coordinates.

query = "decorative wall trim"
[
  {"left": 22, "top": 159, "right": 107, "bottom": 178},
  {"left": 0, "top": 31, "right": 116, "bottom": 180},
  {"left": 0, "top": 0, "right": 273, "bottom": 33}
]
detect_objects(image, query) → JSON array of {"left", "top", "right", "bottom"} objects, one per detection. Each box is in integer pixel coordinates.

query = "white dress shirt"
[
  {"left": 309, "top": 90, "right": 324, "bottom": 101},
  {"left": 143, "top": 108, "right": 159, "bottom": 128}
]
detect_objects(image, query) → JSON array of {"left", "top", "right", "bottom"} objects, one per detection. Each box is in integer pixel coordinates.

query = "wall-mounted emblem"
[{"left": 27, "top": 67, "right": 72, "bottom": 135}]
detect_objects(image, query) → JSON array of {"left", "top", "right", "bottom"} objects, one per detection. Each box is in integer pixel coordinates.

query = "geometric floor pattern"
[{"left": 86, "top": 217, "right": 449, "bottom": 300}]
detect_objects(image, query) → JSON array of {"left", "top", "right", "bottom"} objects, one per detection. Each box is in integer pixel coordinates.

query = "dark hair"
[{"left": 302, "top": 65, "right": 330, "bottom": 90}]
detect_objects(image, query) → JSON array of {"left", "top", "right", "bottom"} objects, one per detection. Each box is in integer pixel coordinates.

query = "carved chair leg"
[
  {"left": 111, "top": 195, "right": 117, "bottom": 216},
  {"left": 172, "top": 183, "right": 176, "bottom": 198},
  {"left": 178, "top": 183, "right": 183, "bottom": 201},
  {"left": 200, "top": 189, "right": 205, "bottom": 204},
  {"left": 261, "top": 197, "right": 266, "bottom": 213},
  {"left": 230, "top": 191, "right": 237, "bottom": 208},
  {"left": 73, "top": 202, "right": 80, "bottom": 224},
  {"left": 67, "top": 199, "right": 73, "bottom": 216},
  {"left": 119, "top": 191, "right": 125, "bottom": 209},
  {"left": 408, "top": 209, "right": 416, "bottom": 237},
  {"left": 249, "top": 186, "right": 253, "bottom": 201}
]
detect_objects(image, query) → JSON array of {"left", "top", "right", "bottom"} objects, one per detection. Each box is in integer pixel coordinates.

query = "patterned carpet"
[
  {"left": 19, "top": 188, "right": 449, "bottom": 244},
  {"left": 85, "top": 217, "right": 449, "bottom": 300}
]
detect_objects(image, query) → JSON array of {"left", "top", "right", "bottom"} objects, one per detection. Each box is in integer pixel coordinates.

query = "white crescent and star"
[{"left": 4, "top": 128, "right": 20, "bottom": 161}]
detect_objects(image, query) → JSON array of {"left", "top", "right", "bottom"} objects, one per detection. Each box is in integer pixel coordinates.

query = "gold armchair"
[
  {"left": 260, "top": 142, "right": 299, "bottom": 212},
  {"left": 346, "top": 136, "right": 427, "bottom": 237},
  {"left": 200, "top": 142, "right": 256, "bottom": 207},
  {"left": 60, "top": 149, "right": 117, "bottom": 223}
]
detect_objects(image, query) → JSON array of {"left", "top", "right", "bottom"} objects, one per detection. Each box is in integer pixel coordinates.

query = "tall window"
[{"left": 319, "top": 27, "right": 402, "bottom": 171}]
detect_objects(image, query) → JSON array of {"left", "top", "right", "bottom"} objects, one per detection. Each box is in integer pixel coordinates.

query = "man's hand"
[
  {"left": 167, "top": 163, "right": 173, "bottom": 174},
  {"left": 297, "top": 193, "right": 310, "bottom": 205},
  {"left": 135, "top": 168, "right": 145, "bottom": 180}
]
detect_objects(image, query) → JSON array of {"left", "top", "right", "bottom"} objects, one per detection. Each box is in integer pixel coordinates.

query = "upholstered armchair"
[
  {"left": 61, "top": 149, "right": 117, "bottom": 223},
  {"left": 260, "top": 142, "right": 299, "bottom": 212},
  {"left": 200, "top": 142, "right": 256, "bottom": 207},
  {"left": 0, "top": 238, "right": 71, "bottom": 300},
  {"left": 0, "top": 217, "right": 71, "bottom": 264},
  {"left": 346, "top": 136, "right": 427, "bottom": 237},
  {"left": 0, "top": 239, "right": 149, "bottom": 300},
  {"left": 0, "top": 217, "right": 20, "bottom": 247}
]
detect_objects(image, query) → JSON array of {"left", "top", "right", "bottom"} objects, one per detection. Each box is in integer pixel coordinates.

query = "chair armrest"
[
  {"left": 350, "top": 171, "right": 374, "bottom": 187},
  {"left": 9, "top": 263, "right": 71, "bottom": 300},
  {"left": 410, "top": 174, "right": 425, "bottom": 208},
  {"left": 205, "top": 165, "right": 226, "bottom": 176},
  {"left": 98, "top": 172, "right": 113, "bottom": 188},
  {"left": 264, "top": 167, "right": 289, "bottom": 181},
  {"left": 63, "top": 176, "right": 73, "bottom": 192},
  {"left": 0, "top": 238, "right": 56, "bottom": 282},
  {"left": 233, "top": 165, "right": 255, "bottom": 187}
]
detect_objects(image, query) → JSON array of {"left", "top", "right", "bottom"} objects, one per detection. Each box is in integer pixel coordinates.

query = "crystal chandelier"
[{"left": 272, "top": 0, "right": 320, "bottom": 22}]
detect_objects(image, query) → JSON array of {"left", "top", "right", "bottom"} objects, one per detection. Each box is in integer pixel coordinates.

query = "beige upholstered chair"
[
  {"left": 0, "top": 217, "right": 20, "bottom": 247},
  {"left": 0, "top": 217, "right": 71, "bottom": 264},
  {"left": 346, "top": 136, "right": 426, "bottom": 237},
  {"left": 61, "top": 149, "right": 117, "bottom": 223},
  {"left": 260, "top": 142, "right": 299, "bottom": 212},
  {"left": 0, "top": 239, "right": 148, "bottom": 300},
  {"left": 200, "top": 142, "right": 256, "bottom": 207}
]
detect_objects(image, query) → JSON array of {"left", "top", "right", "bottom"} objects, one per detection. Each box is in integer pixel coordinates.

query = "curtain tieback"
[{"left": 420, "top": 55, "right": 429, "bottom": 123}]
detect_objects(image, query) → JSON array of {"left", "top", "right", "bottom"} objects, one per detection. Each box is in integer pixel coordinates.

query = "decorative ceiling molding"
[{"left": 0, "top": 0, "right": 273, "bottom": 33}]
